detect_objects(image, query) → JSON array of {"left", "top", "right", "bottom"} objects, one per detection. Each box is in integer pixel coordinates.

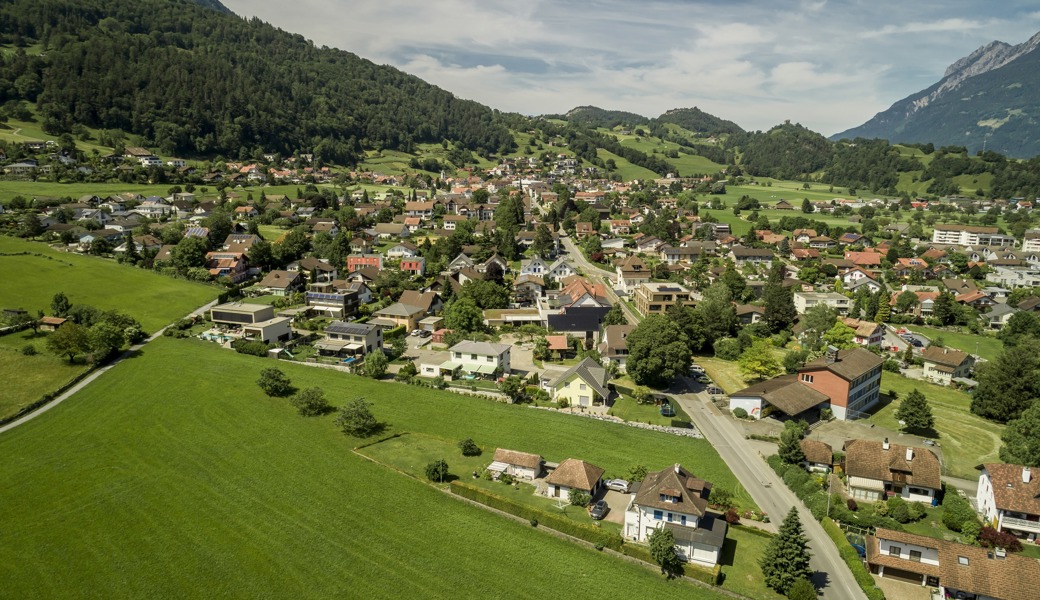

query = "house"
[
  {"left": 39, "top": 316, "right": 68, "bottom": 332},
  {"left": 838, "top": 317, "right": 885, "bottom": 347},
  {"left": 256, "top": 270, "right": 304, "bottom": 296},
  {"left": 729, "top": 374, "right": 831, "bottom": 420},
  {"left": 728, "top": 246, "right": 774, "bottom": 269},
  {"left": 633, "top": 282, "right": 696, "bottom": 317},
  {"left": 386, "top": 241, "right": 419, "bottom": 258},
  {"left": 976, "top": 463, "right": 1040, "bottom": 542},
  {"left": 370, "top": 302, "right": 426, "bottom": 331},
  {"left": 574, "top": 222, "right": 595, "bottom": 238},
  {"left": 288, "top": 257, "right": 338, "bottom": 283},
  {"left": 314, "top": 321, "right": 382, "bottom": 357},
  {"left": 793, "top": 291, "right": 850, "bottom": 315},
  {"left": 955, "top": 290, "right": 996, "bottom": 311},
  {"left": 797, "top": 347, "right": 883, "bottom": 420},
  {"left": 735, "top": 304, "right": 765, "bottom": 325},
  {"left": 615, "top": 256, "right": 650, "bottom": 292},
  {"left": 598, "top": 324, "right": 635, "bottom": 372},
  {"left": 519, "top": 256, "right": 551, "bottom": 276},
  {"left": 986, "top": 303, "right": 1019, "bottom": 330},
  {"left": 545, "top": 458, "right": 604, "bottom": 502},
  {"left": 400, "top": 257, "right": 426, "bottom": 276},
  {"left": 346, "top": 254, "right": 383, "bottom": 272},
  {"left": 305, "top": 286, "right": 359, "bottom": 318},
  {"left": 370, "top": 222, "right": 410, "bottom": 240},
  {"left": 514, "top": 274, "right": 545, "bottom": 303},
  {"left": 210, "top": 302, "right": 276, "bottom": 326},
  {"left": 623, "top": 464, "right": 726, "bottom": 567},
  {"left": 488, "top": 449, "right": 544, "bottom": 481},
  {"left": 800, "top": 439, "right": 833, "bottom": 473},
  {"left": 920, "top": 346, "right": 974, "bottom": 386},
  {"left": 932, "top": 224, "right": 1015, "bottom": 247},
  {"left": 845, "top": 251, "right": 882, "bottom": 268},
  {"left": 204, "top": 252, "right": 250, "bottom": 283},
  {"left": 549, "top": 357, "right": 611, "bottom": 408},
  {"left": 844, "top": 438, "right": 941, "bottom": 504},
  {"left": 398, "top": 290, "right": 442, "bottom": 316},
  {"left": 439, "top": 340, "right": 512, "bottom": 379},
  {"left": 866, "top": 527, "right": 1040, "bottom": 599}
]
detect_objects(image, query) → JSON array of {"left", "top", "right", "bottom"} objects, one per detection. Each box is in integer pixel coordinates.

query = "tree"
[
  {"left": 531, "top": 224, "right": 555, "bottom": 258},
  {"left": 88, "top": 321, "right": 125, "bottom": 362},
  {"left": 895, "top": 290, "right": 920, "bottom": 314},
  {"left": 364, "top": 351, "right": 389, "bottom": 379},
  {"left": 425, "top": 459, "right": 449, "bottom": 482},
  {"left": 822, "top": 321, "right": 857, "bottom": 350},
  {"left": 18, "top": 213, "right": 45, "bottom": 239},
  {"left": 170, "top": 236, "right": 209, "bottom": 271},
  {"left": 1000, "top": 402, "right": 1040, "bottom": 467},
  {"left": 51, "top": 292, "right": 71, "bottom": 317},
  {"left": 695, "top": 282, "right": 736, "bottom": 346},
  {"left": 45, "top": 322, "right": 90, "bottom": 362},
  {"left": 778, "top": 425, "right": 806, "bottom": 465},
  {"left": 602, "top": 304, "right": 627, "bottom": 326},
  {"left": 763, "top": 279, "right": 796, "bottom": 333},
  {"left": 971, "top": 346, "right": 1040, "bottom": 423},
  {"left": 626, "top": 315, "right": 692, "bottom": 387},
  {"left": 443, "top": 297, "right": 485, "bottom": 333},
  {"left": 874, "top": 300, "right": 891, "bottom": 323},
  {"left": 290, "top": 387, "right": 331, "bottom": 416},
  {"left": 459, "top": 280, "right": 510, "bottom": 310},
  {"left": 933, "top": 292, "right": 956, "bottom": 326},
  {"left": 896, "top": 388, "right": 934, "bottom": 432},
  {"left": 786, "top": 578, "right": 816, "bottom": 600},
  {"left": 668, "top": 303, "right": 707, "bottom": 353},
  {"left": 257, "top": 367, "right": 294, "bottom": 397},
  {"left": 801, "top": 198, "right": 814, "bottom": 213},
  {"left": 458, "top": 438, "right": 482, "bottom": 456},
  {"left": 335, "top": 397, "right": 380, "bottom": 437},
  {"left": 8, "top": 312, "right": 39, "bottom": 335},
  {"left": 648, "top": 526, "right": 683, "bottom": 578},
  {"left": 760, "top": 508, "right": 813, "bottom": 595},
  {"left": 497, "top": 373, "right": 529, "bottom": 401},
  {"left": 802, "top": 304, "right": 837, "bottom": 351},
  {"left": 738, "top": 339, "right": 783, "bottom": 382}
]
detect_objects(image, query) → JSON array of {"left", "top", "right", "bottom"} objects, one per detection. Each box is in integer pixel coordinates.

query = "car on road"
[
  {"left": 604, "top": 479, "right": 630, "bottom": 493},
  {"left": 689, "top": 364, "right": 705, "bottom": 374},
  {"left": 589, "top": 500, "right": 609, "bottom": 520}
]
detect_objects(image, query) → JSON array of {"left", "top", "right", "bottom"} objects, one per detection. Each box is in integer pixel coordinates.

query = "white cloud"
[{"left": 860, "top": 18, "right": 994, "bottom": 39}]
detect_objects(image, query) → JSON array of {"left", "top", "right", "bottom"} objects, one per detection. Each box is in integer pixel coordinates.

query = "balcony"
[{"left": 1002, "top": 515, "right": 1040, "bottom": 533}]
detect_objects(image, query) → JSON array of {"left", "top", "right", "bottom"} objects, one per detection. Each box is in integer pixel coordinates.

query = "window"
[
  {"left": 667, "top": 513, "right": 673, "bottom": 522},
  {"left": 653, "top": 510, "right": 662, "bottom": 521},
  {"left": 580, "top": 383, "right": 587, "bottom": 391},
  {"left": 888, "top": 546, "right": 901, "bottom": 557},
  {"left": 909, "top": 550, "right": 922, "bottom": 562},
  {"left": 801, "top": 374, "right": 814, "bottom": 383},
  {"left": 957, "top": 556, "right": 969, "bottom": 566},
  {"left": 680, "top": 515, "right": 687, "bottom": 526}
]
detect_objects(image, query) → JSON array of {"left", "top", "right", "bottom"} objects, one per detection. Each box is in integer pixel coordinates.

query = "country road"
[
  {"left": 560, "top": 235, "right": 641, "bottom": 324},
  {"left": 0, "top": 299, "right": 221, "bottom": 436},
  {"left": 669, "top": 378, "right": 868, "bottom": 600}
]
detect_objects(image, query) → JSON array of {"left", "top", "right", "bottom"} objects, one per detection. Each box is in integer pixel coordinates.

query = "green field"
[
  {"left": 608, "top": 394, "right": 692, "bottom": 427},
  {"left": 871, "top": 373, "right": 1004, "bottom": 479},
  {"left": 904, "top": 325, "right": 1003, "bottom": 362},
  {"left": 596, "top": 148, "right": 658, "bottom": 181},
  {"left": 0, "top": 337, "right": 746, "bottom": 598},
  {"left": 0, "top": 328, "right": 88, "bottom": 420},
  {"left": 0, "top": 237, "right": 217, "bottom": 332},
  {"left": 0, "top": 181, "right": 177, "bottom": 205}
]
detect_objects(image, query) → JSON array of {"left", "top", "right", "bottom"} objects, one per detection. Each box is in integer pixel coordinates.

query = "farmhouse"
[{"left": 800, "top": 439, "right": 833, "bottom": 473}]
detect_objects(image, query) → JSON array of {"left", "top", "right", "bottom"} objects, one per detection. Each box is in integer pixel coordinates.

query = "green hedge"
[
  {"left": 384, "top": 325, "right": 406, "bottom": 339},
  {"left": 451, "top": 481, "right": 623, "bottom": 550},
  {"left": 619, "top": 544, "right": 721, "bottom": 585},
  {"left": 822, "top": 518, "right": 885, "bottom": 600}
]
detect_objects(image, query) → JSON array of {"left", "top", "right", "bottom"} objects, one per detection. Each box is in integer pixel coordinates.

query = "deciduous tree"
[
  {"left": 971, "top": 346, "right": 1040, "bottom": 423},
  {"left": 626, "top": 315, "right": 691, "bottom": 387},
  {"left": 738, "top": 339, "right": 783, "bottom": 382},
  {"left": 1000, "top": 402, "right": 1040, "bottom": 467},
  {"left": 257, "top": 367, "right": 294, "bottom": 397},
  {"left": 363, "top": 351, "right": 388, "bottom": 379},
  {"left": 290, "top": 387, "right": 331, "bottom": 416},
  {"left": 335, "top": 397, "right": 379, "bottom": 437},
  {"left": 648, "top": 527, "right": 683, "bottom": 578},
  {"left": 45, "top": 322, "right": 89, "bottom": 362}
]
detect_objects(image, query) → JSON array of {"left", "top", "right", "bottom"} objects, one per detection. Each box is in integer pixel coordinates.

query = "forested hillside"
[
  {"left": 0, "top": 0, "right": 515, "bottom": 163},
  {"left": 656, "top": 107, "right": 744, "bottom": 135}
]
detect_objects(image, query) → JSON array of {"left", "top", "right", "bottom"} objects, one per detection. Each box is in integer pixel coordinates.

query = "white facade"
[
  {"left": 793, "top": 292, "right": 851, "bottom": 315},
  {"left": 976, "top": 466, "right": 1040, "bottom": 542},
  {"left": 875, "top": 536, "right": 941, "bottom": 574},
  {"left": 848, "top": 475, "right": 937, "bottom": 504}
]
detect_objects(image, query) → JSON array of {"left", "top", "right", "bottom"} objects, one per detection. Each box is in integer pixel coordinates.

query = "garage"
[{"left": 876, "top": 566, "right": 925, "bottom": 585}]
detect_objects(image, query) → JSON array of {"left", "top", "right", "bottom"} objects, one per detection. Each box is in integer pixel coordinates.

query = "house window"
[
  {"left": 680, "top": 515, "right": 687, "bottom": 526},
  {"left": 653, "top": 510, "right": 663, "bottom": 521},
  {"left": 801, "top": 374, "right": 814, "bottom": 383},
  {"left": 667, "top": 513, "right": 673, "bottom": 522},
  {"left": 957, "top": 556, "right": 969, "bottom": 565},
  {"left": 909, "top": 550, "right": 922, "bottom": 562},
  {"left": 580, "top": 383, "right": 587, "bottom": 391},
  {"left": 888, "top": 546, "right": 901, "bottom": 557}
]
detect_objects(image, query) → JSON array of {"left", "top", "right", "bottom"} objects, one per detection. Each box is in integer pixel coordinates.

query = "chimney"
[
  {"left": 826, "top": 345, "right": 838, "bottom": 364},
  {"left": 906, "top": 447, "right": 914, "bottom": 462},
  {"left": 883, "top": 438, "right": 890, "bottom": 451},
  {"left": 674, "top": 464, "right": 681, "bottom": 475},
  {"left": 1025, "top": 467, "right": 1032, "bottom": 484}
]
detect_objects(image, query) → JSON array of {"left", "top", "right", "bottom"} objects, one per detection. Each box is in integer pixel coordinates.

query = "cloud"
[{"left": 860, "top": 18, "right": 994, "bottom": 39}]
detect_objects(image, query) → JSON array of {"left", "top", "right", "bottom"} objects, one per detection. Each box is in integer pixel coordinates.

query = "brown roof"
[
  {"left": 839, "top": 317, "right": 882, "bottom": 338},
  {"left": 979, "top": 463, "right": 1040, "bottom": 515},
  {"left": 634, "top": 464, "right": 711, "bottom": 516},
  {"left": 920, "top": 346, "right": 972, "bottom": 368},
  {"left": 800, "top": 439, "right": 833, "bottom": 465},
  {"left": 39, "top": 316, "right": 67, "bottom": 326},
  {"left": 545, "top": 335, "right": 569, "bottom": 351},
  {"left": 398, "top": 290, "right": 438, "bottom": 314},
  {"left": 545, "top": 458, "right": 604, "bottom": 492},
  {"left": 258, "top": 270, "right": 300, "bottom": 289},
  {"left": 732, "top": 375, "right": 831, "bottom": 416},
  {"left": 800, "top": 347, "right": 884, "bottom": 381},
  {"left": 934, "top": 224, "right": 999, "bottom": 234},
  {"left": 869, "top": 528, "right": 1040, "bottom": 600},
  {"left": 844, "top": 439, "right": 942, "bottom": 490},
  {"left": 492, "top": 448, "right": 543, "bottom": 470}
]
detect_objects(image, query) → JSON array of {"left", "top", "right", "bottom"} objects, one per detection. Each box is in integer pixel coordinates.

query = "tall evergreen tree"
[
  {"left": 760, "top": 508, "right": 813, "bottom": 595},
  {"left": 895, "top": 388, "right": 935, "bottom": 432}
]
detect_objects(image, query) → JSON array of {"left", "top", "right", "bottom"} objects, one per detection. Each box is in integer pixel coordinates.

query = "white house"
[
  {"left": 624, "top": 464, "right": 727, "bottom": 567},
  {"left": 488, "top": 448, "right": 544, "bottom": 481},
  {"left": 441, "top": 340, "right": 512, "bottom": 378},
  {"left": 976, "top": 463, "right": 1040, "bottom": 543}
]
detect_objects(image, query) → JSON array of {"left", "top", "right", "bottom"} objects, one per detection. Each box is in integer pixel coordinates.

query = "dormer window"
[{"left": 801, "top": 374, "right": 814, "bottom": 383}]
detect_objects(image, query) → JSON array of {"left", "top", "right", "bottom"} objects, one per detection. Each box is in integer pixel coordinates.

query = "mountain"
[
  {"left": 833, "top": 31, "right": 1040, "bottom": 158},
  {"left": 546, "top": 106, "right": 650, "bottom": 128},
  {"left": 656, "top": 107, "right": 744, "bottom": 135},
  {"left": 0, "top": 0, "right": 515, "bottom": 163}
]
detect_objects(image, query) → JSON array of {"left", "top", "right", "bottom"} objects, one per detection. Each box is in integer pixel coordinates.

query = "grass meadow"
[
  {"left": 0, "top": 328, "right": 88, "bottom": 419},
  {"left": 0, "top": 237, "right": 218, "bottom": 332},
  {"left": 0, "top": 337, "right": 746, "bottom": 598}
]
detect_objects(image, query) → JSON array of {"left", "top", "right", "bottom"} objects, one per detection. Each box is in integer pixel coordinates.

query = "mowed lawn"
[
  {"left": 0, "top": 337, "right": 744, "bottom": 599},
  {"left": 871, "top": 373, "right": 1004, "bottom": 479},
  {"left": 904, "top": 325, "right": 1003, "bottom": 362},
  {"left": 0, "top": 329, "right": 89, "bottom": 418},
  {"left": 0, "top": 237, "right": 217, "bottom": 332}
]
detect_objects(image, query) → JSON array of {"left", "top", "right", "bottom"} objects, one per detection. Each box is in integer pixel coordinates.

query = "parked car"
[
  {"left": 696, "top": 375, "right": 711, "bottom": 384},
  {"left": 418, "top": 329, "right": 431, "bottom": 338},
  {"left": 589, "top": 500, "right": 609, "bottom": 520},
  {"left": 409, "top": 329, "right": 422, "bottom": 336},
  {"left": 689, "top": 364, "right": 705, "bottom": 374},
  {"left": 605, "top": 479, "right": 630, "bottom": 493}
]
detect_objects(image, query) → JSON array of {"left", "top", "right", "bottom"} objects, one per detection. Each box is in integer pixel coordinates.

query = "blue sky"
[{"left": 222, "top": 0, "right": 1040, "bottom": 136}]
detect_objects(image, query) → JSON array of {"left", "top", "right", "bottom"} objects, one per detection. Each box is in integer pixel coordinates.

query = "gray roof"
[
  {"left": 665, "top": 513, "right": 728, "bottom": 549},
  {"left": 450, "top": 340, "right": 512, "bottom": 356},
  {"left": 373, "top": 302, "right": 425, "bottom": 317},
  {"left": 800, "top": 347, "right": 884, "bottom": 381},
  {"left": 551, "top": 357, "right": 610, "bottom": 398},
  {"left": 325, "top": 321, "right": 377, "bottom": 336}
]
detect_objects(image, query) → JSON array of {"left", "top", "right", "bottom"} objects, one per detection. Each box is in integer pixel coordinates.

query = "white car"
[{"left": 604, "top": 479, "right": 630, "bottom": 493}]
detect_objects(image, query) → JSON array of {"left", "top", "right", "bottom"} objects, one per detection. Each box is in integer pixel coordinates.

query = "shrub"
[
  {"left": 846, "top": 498, "right": 858, "bottom": 512},
  {"left": 882, "top": 359, "right": 901, "bottom": 373},
  {"left": 425, "top": 459, "right": 449, "bottom": 482},
  {"left": 906, "top": 501, "right": 925, "bottom": 522},
  {"left": 942, "top": 494, "right": 976, "bottom": 532},
  {"left": 890, "top": 501, "right": 911, "bottom": 524},
  {"left": 569, "top": 490, "right": 591, "bottom": 507},
  {"left": 232, "top": 339, "right": 270, "bottom": 356},
  {"left": 290, "top": 386, "right": 331, "bottom": 416},
  {"left": 458, "top": 438, "right": 481, "bottom": 456},
  {"left": 979, "top": 526, "right": 1023, "bottom": 552},
  {"left": 822, "top": 518, "right": 886, "bottom": 600},
  {"left": 713, "top": 337, "right": 742, "bottom": 360},
  {"left": 529, "top": 518, "right": 538, "bottom": 527},
  {"left": 21, "top": 344, "right": 37, "bottom": 356},
  {"left": 499, "top": 473, "right": 515, "bottom": 485},
  {"left": 732, "top": 407, "right": 748, "bottom": 418},
  {"left": 724, "top": 509, "right": 741, "bottom": 524},
  {"left": 257, "top": 367, "right": 294, "bottom": 397},
  {"left": 710, "top": 487, "right": 735, "bottom": 510},
  {"left": 431, "top": 376, "right": 447, "bottom": 389}
]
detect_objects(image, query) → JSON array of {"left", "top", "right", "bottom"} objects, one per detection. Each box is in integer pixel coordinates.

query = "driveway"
[{"left": 596, "top": 489, "right": 631, "bottom": 525}]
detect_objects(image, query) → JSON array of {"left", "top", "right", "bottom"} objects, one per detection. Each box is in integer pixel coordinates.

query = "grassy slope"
[
  {"left": 0, "top": 237, "right": 217, "bottom": 332},
  {"left": 0, "top": 328, "right": 88, "bottom": 418},
  {"left": 0, "top": 337, "right": 745, "bottom": 598},
  {"left": 872, "top": 373, "right": 1003, "bottom": 479},
  {"left": 904, "top": 325, "right": 1003, "bottom": 362}
]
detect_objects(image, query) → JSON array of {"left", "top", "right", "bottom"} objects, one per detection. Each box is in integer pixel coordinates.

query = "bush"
[
  {"left": 21, "top": 344, "right": 37, "bottom": 356},
  {"left": 713, "top": 337, "right": 742, "bottom": 360},
  {"left": 882, "top": 359, "right": 901, "bottom": 373},
  {"left": 979, "top": 526, "right": 1023, "bottom": 552},
  {"left": 290, "top": 386, "right": 331, "bottom": 416},
  {"left": 232, "top": 339, "right": 270, "bottom": 356},
  {"left": 724, "top": 508, "right": 741, "bottom": 524},
  {"left": 906, "top": 501, "right": 925, "bottom": 522},
  {"left": 846, "top": 498, "right": 858, "bottom": 512},
  {"left": 499, "top": 473, "right": 515, "bottom": 485},
  {"left": 425, "top": 459, "right": 449, "bottom": 482},
  {"left": 942, "top": 493, "right": 976, "bottom": 532},
  {"left": 822, "top": 518, "right": 886, "bottom": 600},
  {"left": 458, "top": 438, "right": 482, "bottom": 456},
  {"left": 709, "top": 486, "right": 735, "bottom": 510},
  {"left": 569, "top": 490, "right": 591, "bottom": 507},
  {"left": 732, "top": 407, "right": 748, "bottom": 418},
  {"left": 257, "top": 367, "right": 294, "bottom": 397}
]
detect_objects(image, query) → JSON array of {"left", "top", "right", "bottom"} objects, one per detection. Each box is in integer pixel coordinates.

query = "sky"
[{"left": 220, "top": 1, "right": 1040, "bottom": 136}]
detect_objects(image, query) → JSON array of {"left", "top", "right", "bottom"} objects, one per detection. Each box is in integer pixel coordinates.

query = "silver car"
[{"left": 604, "top": 479, "right": 630, "bottom": 493}]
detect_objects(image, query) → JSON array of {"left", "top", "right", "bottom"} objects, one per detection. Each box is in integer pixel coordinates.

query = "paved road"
[
  {"left": 560, "top": 236, "right": 641, "bottom": 325},
  {"left": 669, "top": 378, "right": 868, "bottom": 600},
  {"left": 0, "top": 299, "right": 221, "bottom": 436}
]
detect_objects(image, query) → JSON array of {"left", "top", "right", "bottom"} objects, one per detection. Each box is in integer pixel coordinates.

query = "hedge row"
[
  {"left": 822, "top": 518, "right": 885, "bottom": 600},
  {"left": 619, "top": 544, "right": 722, "bottom": 585},
  {"left": 450, "top": 481, "right": 623, "bottom": 550}
]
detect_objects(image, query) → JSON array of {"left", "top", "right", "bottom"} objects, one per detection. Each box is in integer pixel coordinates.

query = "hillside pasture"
[{"left": 0, "top": 336, "right": 741, "bottom": 599}]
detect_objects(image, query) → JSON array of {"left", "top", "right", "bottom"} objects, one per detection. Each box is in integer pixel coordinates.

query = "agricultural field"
[
  {"left": 871, "top": 372, "right": 1004, "bottom": 479},
  {"left": 0, "top": 237, "right": 218, "bottom": 332},
  {"left": 0, "top": 181, "right": 176, "bottom": 205},
  {"left": 0, "top": 337, "right": 742, "bottom": 599},
  {"left": 0, "top": 328, "right": 88, "bottom": 420},
  {"left": 596, "top": 148, "right": 658, "bottom": 181}
]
